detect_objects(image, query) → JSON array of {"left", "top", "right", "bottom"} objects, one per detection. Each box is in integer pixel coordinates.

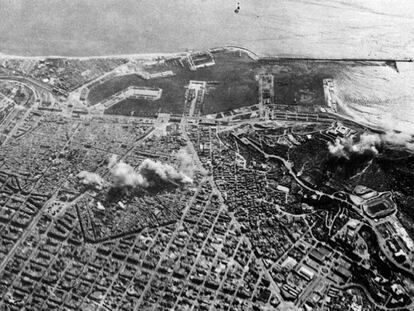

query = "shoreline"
[
  {"left": 1, "top": 46, "right": 413, "bottom": 136},
  {"left": 1, "top": 46, "right": 411, "bottom": 63},
  {"left": 0, "top": 45, "right": 260, "bottom": 60},
  {"left": 0, "top": 51, "right": 189, "bottom": 60}
]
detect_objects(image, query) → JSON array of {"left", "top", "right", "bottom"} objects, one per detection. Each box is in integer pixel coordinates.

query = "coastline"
[
  {"left": 1, "top": 45, "right": 413, "bottom": 135},
  {"left": 0, "top": 51, "right": 188, "bottom": 60},
  {"left": 0, "top": 46, "right": 410, "bottom": 63},
  {"left": 0, "top": 46, "right": 264, "bottom": 61}
]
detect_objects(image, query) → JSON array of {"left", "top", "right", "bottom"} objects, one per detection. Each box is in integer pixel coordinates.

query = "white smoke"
[
  {"left": 77, "top": 153, "right": 195, "bottom": 193},
  {"left": 381, "top": 131, "right": 414, "bottom": 151},
  {"left": 328, "top": 131, "right": 414, "bottom": 159},
  {"left": 328, "top": 132, "right": 380, "bottom": 159},
  {"left": 175, "top": 147, "right": 195, "bottom": 179},
  {"left": 111, "top": 160, "right": 149, "bottom": 188},
  {"left": 328, "top": 138, "right": 348, "bottom": 159},
  {"left": 108, "top": 154, "right": 118, "bottom": 168},
  {"left": 77, "top": 171, "right": 104, "bottom": 190},
  {"left": 109, "top": 154, "right": 193, "bottom": 189},
  {"left": 139, "top": 158, "right": 193, "bottom": 186}
]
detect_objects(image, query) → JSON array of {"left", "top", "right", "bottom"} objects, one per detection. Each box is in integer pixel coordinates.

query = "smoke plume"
[
  {"left": 175, "top": 147, "right": 195, "bottom": 179},
  {"left": 109, "top": 154, "right": 193, "bottom": 189},
  {"left": 77, "top": 171, "right": 104, "bottom": 190},
  {"left": 111, "top": 160, "right": 149, "bottom": 188},
  {"left": 108, "top": 154, "right": 118, "bottom": 168},
  {"left": 327, "top": 131, "right": 414, "bottom": 159},
  {"left": 328, "top": 133, "right": 380, "bottom": 159},
  {"left": 139, "top": 158, "right": 193, "bottom": 186},
  {"left": 77, "top": 153, "right": 195, "bottom": 194},
  {"left": 382, "top": 131, "right": 414, "bottom": 151}
]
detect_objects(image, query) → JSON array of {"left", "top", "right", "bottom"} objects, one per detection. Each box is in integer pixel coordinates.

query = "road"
[
  {"left": 0, "top": 75, "right": 54, "bottom": 94},
  {"left": 232, "top": 133, "right": 414, "bottom": 309},
  {"left": 0, "top": 121, "right": 80, "bottom": 274},
  {"left": 338, "top": 283, "right": 413, "bottom": 311}
]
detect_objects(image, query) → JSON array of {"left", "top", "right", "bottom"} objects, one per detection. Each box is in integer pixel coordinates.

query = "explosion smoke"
[
  {"left": 139, "top": 158, "right": 193, "bottom": 186},
  {"left": 328, "top": 133, "right": 380, "bottom": 159},
  {"left": 77, "top": 152, "right": 195, "bottom": 195},
  {"left": 76, "top": 171, "right": 104, "bottom": 190},
  {"left": 111, "top": 160, "right": 149, "bottom": 188},
  {"left": 108, "top": 154, "right": 193, "bottom": 190},
  {"left": 382, "top": 131, "right": 414, "bottom": 151},
  {"left": 175, "top": 147, "right": 195, "bottom": 179},
  {"left": 108, "top": 154, "right": 118, "bottom": 168},
  {"left": 327, "top": 131, "right": 414, "bottom": 159}
]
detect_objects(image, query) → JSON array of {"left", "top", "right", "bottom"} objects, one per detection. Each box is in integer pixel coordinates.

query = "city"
[{"left": 0, "top": 46, "right": 413, "bottom": 311}]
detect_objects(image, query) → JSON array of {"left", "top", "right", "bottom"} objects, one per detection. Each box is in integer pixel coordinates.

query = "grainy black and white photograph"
[{"left": 0, "top": 0, "right": 414, "bottom": 310}]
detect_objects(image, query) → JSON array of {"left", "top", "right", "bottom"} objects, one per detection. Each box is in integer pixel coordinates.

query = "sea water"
[{"left": 1, "top": 0, "right": 413, "bottom": 132}]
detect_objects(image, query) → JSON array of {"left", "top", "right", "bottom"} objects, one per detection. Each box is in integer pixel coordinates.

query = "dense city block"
[{"left": 0, "top": 47, "right": 413, "bottom": 311}]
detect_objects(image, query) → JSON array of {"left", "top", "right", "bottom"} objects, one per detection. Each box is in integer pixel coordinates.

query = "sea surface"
[{"left": 1, "top": 0, "right": 414, "bottom": 132}]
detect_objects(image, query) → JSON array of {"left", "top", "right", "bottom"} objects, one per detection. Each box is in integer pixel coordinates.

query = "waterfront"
[{"left": 1, "top": 0, "right": 414, "bottom": 132}]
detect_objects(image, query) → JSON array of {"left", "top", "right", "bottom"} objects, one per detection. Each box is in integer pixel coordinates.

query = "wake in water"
[{"left": 333, "top": 62, "right": 414, "bottom": 134}]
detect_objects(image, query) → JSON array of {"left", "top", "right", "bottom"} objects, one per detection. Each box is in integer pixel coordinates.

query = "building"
[{"left": 297, "top": 265, "right": 315, "bottom": 282}]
